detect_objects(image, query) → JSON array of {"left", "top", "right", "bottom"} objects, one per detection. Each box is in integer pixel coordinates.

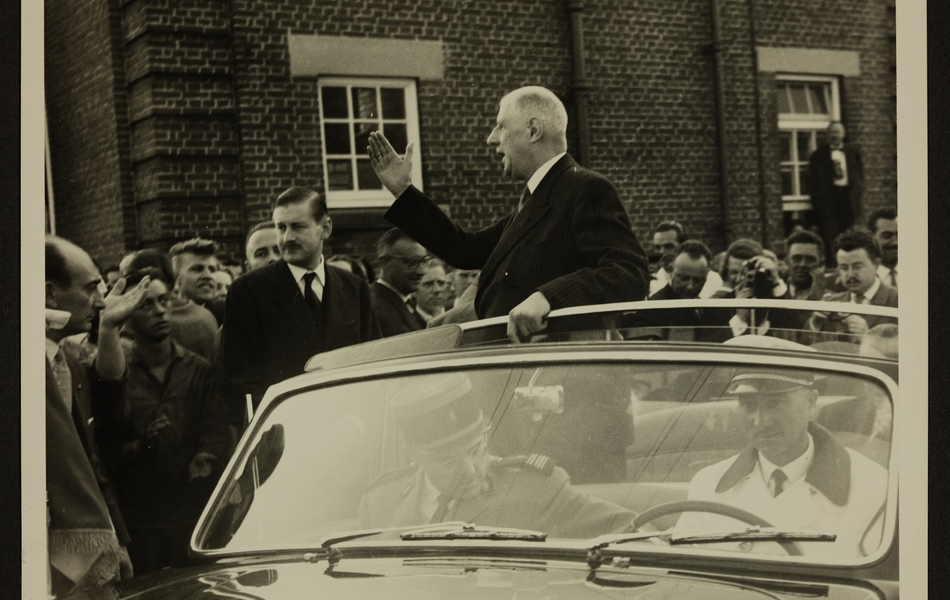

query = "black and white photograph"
[{"left": 24, "top": 0, "right": 931, "bottom": 597}]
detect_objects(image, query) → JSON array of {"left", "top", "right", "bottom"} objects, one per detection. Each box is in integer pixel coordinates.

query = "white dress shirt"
[
  {"left": 526, "top": 152, "right": 567, "bottom": 194},
  {"left": 286, "top": 258, "right": 326, "bottom": 301}
]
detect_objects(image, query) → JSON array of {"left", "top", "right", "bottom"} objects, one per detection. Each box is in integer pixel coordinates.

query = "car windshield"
[{"left": 196, "top": 357, "right": 895, "bottom": 564}]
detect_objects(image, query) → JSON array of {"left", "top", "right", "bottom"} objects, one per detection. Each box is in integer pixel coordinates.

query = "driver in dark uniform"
[{"left": 359, "top": 373, "right": 636, "bottom": 538}]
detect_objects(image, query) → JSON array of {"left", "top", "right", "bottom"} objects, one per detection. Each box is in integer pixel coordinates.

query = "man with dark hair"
[
  {"left": 168, "top": 237, "right": 225, "bottom": 324},
  {"left": 648, "top": 222, "right": 722, "bottom": 297},
  {"left": 784, "top": 229, "right": 828, "bottom": 301},
  {"left": 124, "top": 249, "right": 218, "bottom": 362},
  {"left": 371, "top": 227, "right": 430, "bottom": 337},
  {"left": 102, "top": 268, "right": 231, "bottom": 574},
  {"left": 807, "top": 121, "right": 865, "bottom": 264},
  {"left": 222, "top": 187, "right": 380, "bottom": 417},
  {"left": 45, "top": 235, "right": 150, "bottom": 594},
  {"left": 643, "top": 241, "right": 721, "bottom": 341},
  {"left": 713, "top": 238, "right": 792, "bottom": 337},
  {"left": 867, "top": 208, "right": 897, "bottom": 289},
  {"left": 809, "top": 227, "right": 898, "bottom": 338},
  {"left": 244, "top": 221, "right": 281, "bottom": 272},
  {"left": 368, "top": 86, "right": 650, "bottom": 342}
]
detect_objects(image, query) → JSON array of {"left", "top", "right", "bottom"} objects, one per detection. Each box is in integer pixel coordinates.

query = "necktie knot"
[
  {"left": 770, "top": 469, "right": 787, "bottom": 497},
  {"left": 517, "top": 186, "right": 531, "bottom": 213}
]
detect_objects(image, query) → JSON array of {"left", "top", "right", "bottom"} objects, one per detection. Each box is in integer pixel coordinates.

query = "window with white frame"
[
  {"left": 318, "top": 78, "right": 423, "bottom": 208},
  {"left": 775, "top": 76, "right": 840, "bottom": 211}
]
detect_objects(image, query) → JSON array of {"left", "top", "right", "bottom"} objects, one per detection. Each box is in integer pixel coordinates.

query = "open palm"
[{"left": 367, "top": 131, "right": 414, "bottom": 197}]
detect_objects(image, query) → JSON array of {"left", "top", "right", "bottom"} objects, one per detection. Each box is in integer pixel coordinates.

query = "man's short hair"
[
  {"left": 45, "top": 236, "right": 73, "bottom": 288},
  {"left": 377, "top": 227, "right": 416, "bottom": 258},
  {"left": 653, "top": 220, "right": 686, "bottom": 243},
  {"left": 505, "top": 87, "right": 569, "bottom": 139},
  {"left": 866, "top": 207, "right": 897, "bottom": 232},
  {"left": 123, "top": 248, "right": 175, "bottom": 288},
  {"left": 720, "top": 238, "right": 763, "bottom": 279},
  {"left": 122, "top": 267, "right": 165, "bottom": 289},
  {"left": 785, "top": 229, "right": 825, "bottom": 258},
  {"left": 245, "top": 220, "right": 276, "bottom": 247},
  {"left": 273, "top": 187, "right": 328, "bottom": 222},
  {"left": 168, "top": 237, "right": 218, "bottom": 276},
  {"left": 833, "top": 227, "right": 881, "bottom": 262},
  {"left": 672, "top": 240, "right": 711, "bottom": 263}
]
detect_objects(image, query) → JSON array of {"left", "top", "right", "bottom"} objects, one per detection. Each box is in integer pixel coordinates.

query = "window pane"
[
  {"left": 323, "top": 123, "right": 351, "bottom": 155},
  {"left": 354, "top": 122, "right": 376, "bottom": 154},
  {"left": 384, "top": 123, "right": 408, "bottom": 154},
  {"left": 796, "top": 131, "right": 811, "bottom": 162},
  {"left": 356, "top": 159, "right": 381, "bottom": 190},
  {"left": 778, "top": 131, "right": 792, "bottom": 162},
  {"left": 799, "top": 169, "right": 810, "bottom": 196},
  {"left": 381, "top": 88, "right": 406, "bottom": 119},
  {"left": 808, "top": 84, "right": 828, "bottom": 115},
  {"left": 781, "top": 168, "right": 794, "bottom": 196},
  {"left": 776, "top": 84, "right": 791, "bottom": 114},
  {"left": 788, "top": 85, "right": 808, "bottom": 114},
  {"left": 321, "top": 87, "right": 348, "bottom": 119},
  {"left": 326, "top": 160, "right": 353, "bottom": 191},
  {"left": 351, "top": 88, "right": 378, "bottom": 120}
]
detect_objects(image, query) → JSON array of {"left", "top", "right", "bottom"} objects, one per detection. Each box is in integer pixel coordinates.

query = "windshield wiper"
[
  {"left": 318, "top": 521, "right": 474, "bottom": 549},
  {"left": 400, "top": 523, "right": 547, "bottom": 542},
  {"left": 586, "top": 531, "right": 670, "bottom": 552},
  {"left": 670, "top": 527, "right": 836, "bottom": 545}
]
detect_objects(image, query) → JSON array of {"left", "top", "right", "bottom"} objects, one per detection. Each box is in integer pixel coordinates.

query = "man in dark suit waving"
[
  {"left": 367, "top": 86, "right": 649, "bottom": 341},
  {"left": 221, "top": 187, "right": 379, "bottom": 417}
]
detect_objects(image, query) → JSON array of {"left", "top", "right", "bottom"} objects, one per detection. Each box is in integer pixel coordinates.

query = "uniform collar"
[
  {"left": 715, "top": 422, "right": 851, "bottom": 506},
  {"left": 526, "top": 152, "right": 567, "bottom": 194}
]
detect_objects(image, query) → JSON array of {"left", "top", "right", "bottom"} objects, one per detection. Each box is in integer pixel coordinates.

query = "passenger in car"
[
  {"left": 676, "top": 368, "right": 889, "bottom": 557},
  {"left": 359, "top": 373, "right": 636, "bottom": 538}
]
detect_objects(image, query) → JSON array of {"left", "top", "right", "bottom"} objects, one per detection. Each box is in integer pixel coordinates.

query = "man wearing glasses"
[{"left": 371, "top": 228, "right": 432, "bottom": 337}]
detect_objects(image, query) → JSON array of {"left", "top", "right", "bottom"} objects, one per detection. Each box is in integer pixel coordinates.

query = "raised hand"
[
  {"left": 99, "top": 276, "right": 151, "bottom": 331},
  {"left": 367, "top": 131, "right": 414, "bottom": 197}
]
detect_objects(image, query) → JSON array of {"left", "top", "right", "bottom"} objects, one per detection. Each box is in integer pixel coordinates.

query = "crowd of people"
[{"left": 44, "top": 85, "right": 898, "bottom": 595}]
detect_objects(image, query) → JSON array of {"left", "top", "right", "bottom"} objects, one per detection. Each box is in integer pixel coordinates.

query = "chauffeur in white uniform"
[{"left": 676, "top": 368, "right": 889, "bottom": 558}]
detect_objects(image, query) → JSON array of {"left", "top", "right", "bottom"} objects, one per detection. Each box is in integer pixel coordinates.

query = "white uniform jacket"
[{"left": 676, "top": 423, "right": 889, "bottom": 558}]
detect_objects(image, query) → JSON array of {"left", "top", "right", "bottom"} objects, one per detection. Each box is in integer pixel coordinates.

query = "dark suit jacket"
[
  {"left": 807, "top": 144, "right": 865, "bottom": 221},
  {"left": 370, "top": 281, "right": 426, "bottom": 338},
  {"left": 221, "top": 261, "right": 380, "bottom": 411},
  {"left": 385, "top": 154, "right": 650, "bottom": 319},
  {"left": 820, "top": 283, "right": 899, "bottom": 330}
]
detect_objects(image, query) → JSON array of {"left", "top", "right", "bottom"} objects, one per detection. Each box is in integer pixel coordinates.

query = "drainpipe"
[
  {"left": 708, "top": 0, "right": 733, "bottom": 242},
  {"left": 747, "top": 0, "right": 769, "bottom": 247},
  {"left": 566, "top": 0, "right": 592, "bottom": 167}
]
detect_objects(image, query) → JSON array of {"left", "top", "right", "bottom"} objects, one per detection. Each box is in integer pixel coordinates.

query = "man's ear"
[
  {"left": 525, "top": 117, "right": 543, "bottom": 142},
  {"left": 46, "top": 281, "right": 58, "bottom": 308},
  {"left": 323, "top": 217, "right": 333, "bottom": 238}
]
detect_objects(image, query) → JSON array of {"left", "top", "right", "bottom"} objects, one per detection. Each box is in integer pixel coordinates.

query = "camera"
[{"left": 741, "top": 258, "right": 774, "bottom": 298}]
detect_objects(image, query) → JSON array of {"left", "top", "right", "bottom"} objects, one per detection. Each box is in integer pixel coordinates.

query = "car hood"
[{"left": 80, "top": 554, "right": 888, "bottom": 600}]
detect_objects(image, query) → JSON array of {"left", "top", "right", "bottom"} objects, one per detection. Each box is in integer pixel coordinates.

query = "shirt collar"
[
  {"left": 127, "top": 339, "right": 185, "bottom": 367},
  {"left": 854, "top": 277, "right": 881, "bottom": 303},
  {"left": 876, "top": 264, "right": 895, "bottom": 280},
  {"left": 526, "top": 152, "right": 566, "bottom": 194},
  {"left": 377, "top": 278, "right": 412, "bottom": 303},
  {"left": 45, "top": 337, "right": 62, "bottom": 364},
  {"left": 757, "top": 433, "right": 814, "bottom": 487},
  {"left": 286, "top": 257, "right": 326, "bottom": 288}
]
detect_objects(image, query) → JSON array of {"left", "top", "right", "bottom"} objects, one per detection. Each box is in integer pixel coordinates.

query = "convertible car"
[{"left": 67, "top": 299, "right": 900, "bottom": 599}]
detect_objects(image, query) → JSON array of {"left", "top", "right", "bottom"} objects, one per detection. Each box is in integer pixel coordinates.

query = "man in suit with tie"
[
  {"left": 809, "top": 227, "right": 898, "bottom": 339},
  {"left": 221, "top": 187, "right": 380, "bottom": 417},
  {"left": 867, "top": 208, "right": 898, "bottom": 290},
  {"left": 367, "top": 86, "right": 649, "bottom": 342},
  {"left": 370, "top": 228, "right": 430, "bottom": 337}
]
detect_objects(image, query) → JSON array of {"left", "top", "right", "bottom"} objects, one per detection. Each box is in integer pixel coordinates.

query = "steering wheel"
[{"left": 626, "top": 500, "right": 801, "bottom": 556}]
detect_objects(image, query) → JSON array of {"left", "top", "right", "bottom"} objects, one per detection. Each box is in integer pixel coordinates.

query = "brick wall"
[{"left": 46, "top": 0, "right": 896, "bottom": 266}]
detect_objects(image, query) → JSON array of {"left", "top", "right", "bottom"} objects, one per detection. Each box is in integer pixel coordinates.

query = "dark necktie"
[
  {"left": 406, "top": 296, "right": 427, "bottom": 328},
  {"left": 770, "top": 469, "right": 787, "bottom": 497},
  {"left": 303, "top": 272, "right": 322, "bottom": 326},
  {"left": 517, "top": 185, "right": 531, "bottom": 213}
]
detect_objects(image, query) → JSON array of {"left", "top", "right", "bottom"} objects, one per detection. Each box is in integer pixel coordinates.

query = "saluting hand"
[
  {"left": 507, "top": 291, "right": 551, "bottom": 343},
  {"left": 100, "top": 276, "right": 151, "bottom": 331},
  {"left": 367, "top": 131, "right": 414, "bottom": 197}
]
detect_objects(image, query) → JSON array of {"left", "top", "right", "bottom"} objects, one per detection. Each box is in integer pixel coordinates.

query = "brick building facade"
[{"left": 45, "top": 0, "right": 896, "bottom": 269}]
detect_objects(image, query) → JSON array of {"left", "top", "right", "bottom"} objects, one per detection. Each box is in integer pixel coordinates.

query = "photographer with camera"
[{"left": 713, "top": 239, "right": 791, "bottom": 337}]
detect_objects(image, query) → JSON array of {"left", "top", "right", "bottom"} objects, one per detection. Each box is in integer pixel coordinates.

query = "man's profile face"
[
  {"left": 486, "top": 97, "right": 532, "bottom": 181},
  {"left": 47, "top": 245, "right": 106, "bottom": 336},
  {"left": 872, "top": 218, "right": 898, "bottom": 268},
  {"left": 127, "top": 279, "right": 172, "bottom": 343},
  {"left": 652, "top": 230, "right": 680, "bottom": 272},
  {"left": 737, "top": 388, "right": 816, "bottom": 466},
  {"left": 827, "top": 123, "right": 846, "bottom": 147},
  {"left": 669, "top": 253, "right": 708, "bottom": 299},
  {"left": 787, "top": 243, "right": 822, "bottom": 288},
  {"left": 836, "top": 247, "right": 879, "bottom": 296},
  {"left": 382, "top": 238, "right": 429, "bottom": 296},
  {"left": 176, "top": 252, "right": 218, "bottom": 304},
  {"left": 273, "top": 200, "right": 331, "bottom": 270},
  {"left": 246, "top": 227, "right": 281, "bottom": 270},
  {"left": 417, "top": 265, "right": 448, "bottom": 313},
  {"left": 414, "top": 433, "right": 491, "bottom": 500}
]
